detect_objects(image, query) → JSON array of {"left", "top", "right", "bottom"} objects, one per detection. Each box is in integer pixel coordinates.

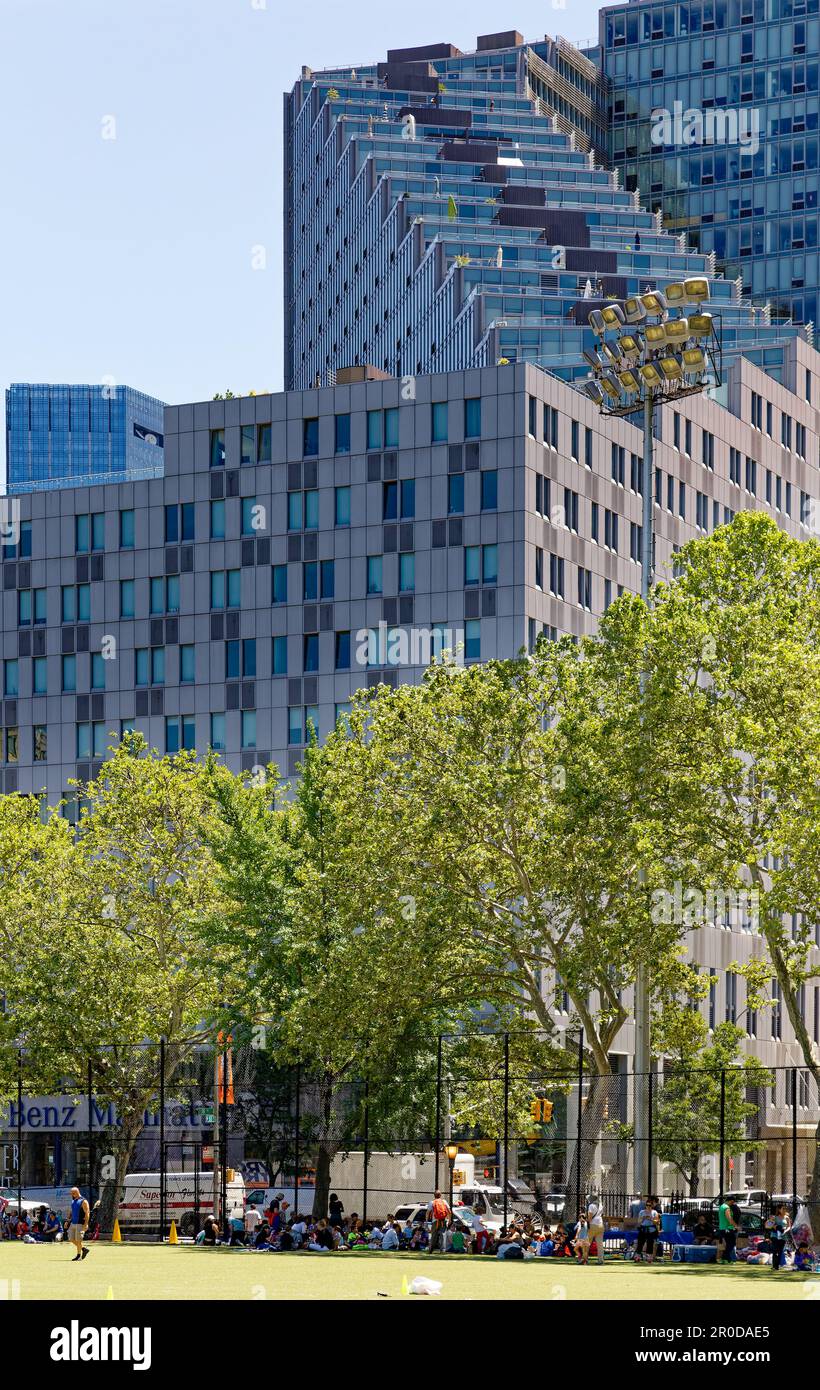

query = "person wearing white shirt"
[{"left": 381, "top": 1223, "right": 400, "bottom": 1251}]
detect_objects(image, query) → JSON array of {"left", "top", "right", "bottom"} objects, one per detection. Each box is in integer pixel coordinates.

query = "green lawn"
[{"left": 3, "top": 1244, "right": 818, "bottom": 1301}]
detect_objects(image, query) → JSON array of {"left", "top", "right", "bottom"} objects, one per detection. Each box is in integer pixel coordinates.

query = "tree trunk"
[
  {"left": 562, "top": 1070, "right": 610, "bottom": 1223},
  {"left": 310, "top": 1071, "right": 340, "bottom": 1220},
  {"left": 97, "top": 1117, "right": 143, "bottom": 1236},
  {"left": 688, "top": 1159, "right": 700, "bottom": 1199}
]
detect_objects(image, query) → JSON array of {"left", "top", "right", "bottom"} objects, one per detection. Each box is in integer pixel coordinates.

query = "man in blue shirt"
[{"left": 68, "top": 1187, "right": 90, "bottom": 1262}]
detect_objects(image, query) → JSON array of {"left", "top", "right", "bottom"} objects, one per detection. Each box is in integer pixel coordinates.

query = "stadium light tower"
[{"left": 579, "top": 279, "right": 722, "bottom": 1193}]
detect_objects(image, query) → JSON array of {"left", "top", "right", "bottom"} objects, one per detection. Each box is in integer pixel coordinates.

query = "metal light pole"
[{"left": 579, "top": 278, "right": 722, "bottom": 1196}]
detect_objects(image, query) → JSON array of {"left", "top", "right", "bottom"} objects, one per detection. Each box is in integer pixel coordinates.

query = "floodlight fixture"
[
  {"left": 644, "top": 323, "right": 667, "bottom": 348},
  {"left": 682, "top": 346, "right": 707, "bottom": 374},
  {"left": 664, "top": 282, "right": 686, "bottom": 307},
  {"left": 640, "top": 290, "right": 668, "bottom": 315},
  {"left": 600, "top": 341, "right": 621, "bottom": 366},
  {"left": 618, "top": 333, "right": 643, "bottom": 361},
  {"left": 600, "top": 302, "right": 626, "bottom": 329},
  {"left": 588, "top": 310, "right": 607, "bottom": 335},
  {"left": 624, "top": 296, "right": 647, "bottom": 324},
  {"left": 687, "top": 313, "right": 714, "bottom": 338},
  {"left": 581, "top": 379, "right": 605, "bottom": 404},
  {"left": 582, "top": 347, "right": 602, "bottom": 371},
  {"left": 638, "top": 361, "right": 664, "bottom": 388},
  {"left": 665, "top": 317, "right": 689, "bottom": 343},
  {"left": 683, "top": 278, "right": 710, "bottom": 303},
  {"left": 617, "top": 368, "right": 641, "bottom": 392},
  {"left": 599, "top": 372, "right": 622, "bottom": 401},
  {"left": 658, "top": 354, "right": 683, "bottom": 382}
]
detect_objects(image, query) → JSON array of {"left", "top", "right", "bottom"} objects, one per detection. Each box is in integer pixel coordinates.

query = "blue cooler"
[{"left": 661, "top": 1212, "right": 681, "bottom": 1233}]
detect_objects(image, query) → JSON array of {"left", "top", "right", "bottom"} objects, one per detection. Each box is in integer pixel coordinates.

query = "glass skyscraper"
[
  {"left": 5, "top": 383, "right": 166, "bottom": 493},
  {"left": 599, "top": 0, "right": 820, "bottom": 326},
  {"left": 284, "top": 29, "right": 810, "bottom": 398}
]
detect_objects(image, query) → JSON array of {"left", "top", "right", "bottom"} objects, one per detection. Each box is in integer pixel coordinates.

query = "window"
[
  {"left": 288, "top": 707, "right": 302, "bottom": 745},
  {"left": 367, "top": 555, "right": 383, "bottom": 594},
  {"left": 272, "top": 565, "right": 288, "bottom": 604},
  {"left": 481, "top": 470, "right": 497, "bottom": 510},
  {"left": 180, "top": 645, "right": 195, "bottom": 683},
  {"left": 272, "top": 635, "right": 288, "bottom": 676},
  {"left": 577, "top": 567, "right": 592, "bottom": 610},
  {"left": 303, "top": 561, "right": 318, "bottom": 602},
  {"left": 33, "top": 656, "right": 47, "bottom": 695},
  {"left": 225, "top": 640, "right": 240, "bottom": 679},
  {"left": 210, "top": 713, "right": 226, "bottom": 750},
  {"left": 303, "top": 633, "right": 319, "bottom": 672},
  {"left": 4, "top": 660, "right": 19, "bottom": 698},
  {"left": 304, "top": 706, "right": 319, "bottom": 741},
  {"left": 135, "top": 647, "right": 165, "bottom": 686},
  {"left": 465, "top": 620, "right": 481, "bottom": 661},
  {"left": 702, "top": 429, "right": 715, "bottom": 469},
  {"left": 448, "top": 474, "right": 464, "bottom": 514},
  {"left": 611, "top": 444, "right": 625, "bottom": 485},
  {"left": 120, "top": 579, "right": 135, "bottom": 618},
  {"left": 166, "top": 716, "right": 196, "bottom": 754},
  {"left": 528, "top": 396, "right": 538, "bottom": 437},
  {"left": 1, "top": 727, "right": 19, "bottom": 763},
  {"left": 164, "top": 504, "right": 179, "bottom": 543},
  {"left": 482, "top": 544, "right": 498, "bottom": 585},
  {"left": 258, "top": 423, "right": 272, "bottom": 462},
  {"left": 384, "top": 407, "right": 398, "bottom": 448},
  {"left": 464, "top": 397, "right": 481, "bottom": 438},
  {"left": 76, "top": 513, "right": 104, "bottom": 553},
  {"left": 745, "top": 457, "right": 756, "bottom": 494},
  {"left": 120, "top": 509, "right": 135, "bottom": 549},
  {"left": 240, "top": 424, "right": 256, "bottom": 466},
  {"left": 241, "top": 710, "right": 256, "bottom": 749},
  {"left": 771, "top": 981, "right": 782, "bottom": 1039},
  {"left": 563, "top": 488, "right": 579, "bottom": 533},
  {"left": 464, "top": 546, "right": 480, "bottom": 585},
  {"left": 241, "top": 498, "right": 261, "bottom": 536},
  {"left": 549, "top": 553, "right": 565, "bottom": 597},
  {"left": 76, "top": 722, "right": 107, "bottom": 759},
  {"left": 399, "top": 553, "right": 415, "bottom": 592},
  {"left": 571, "top": 420, "right": 579, "bottom": 461},
  {"left": 210, "top": 499, "right": 226, "bottom": 539},
  {"left": 401, "top": 479, "right": 415, "bottom": 518},
  {"left": 210, "top": 570, "right": 240, "bottom": 609},
  {"left": 383, "top": 481, "right": 398, "bottom": 520},
  {"left": 210, "top": 429, "right": 225, "bottom": 468},
  {"left": 303, "top": 417, "right": 318, "bottom": 456},
  {"left": 584, "top": 428, "right": 592, "bottom": 468},
  {"left": 305, "top": 491, "right": 319, "bottom": 529},
  {"left": 367, "top": 409, "right": 383, "bottom": 450},
  {"left": 630, "top": 522, "right": 643, "bottom": 563},
  {"left": 320, "top": 559, "right": 335, "bottom": 599},
  {"left": 543, "top": 405, "right": 558, "bottom": 448},
  {"left": 91, "top": 653, "right": 105, "bottom": 690},
  {"left": 335, "top": 486, "right": 351, "bottom": 526},
  {"left": 288, "top": 492, "right": 303, "bottom": 531},
  {"left": 334, "top": 414, "right": 351, "bottom": 453},
  {"left": 33, "top": 725, "right": 47, "bottom": 762},
  {"left": 535, "top": 547, "right": 544, "bottom": 589},
  {"left": 62, "top": 655, "right": 76, "bottom": 693},
  {"left": 432, "top": 401, "right": 448, "bottom": 442},
  {"left": 335, "top": 630, "right": 350, "bottom": 669}
]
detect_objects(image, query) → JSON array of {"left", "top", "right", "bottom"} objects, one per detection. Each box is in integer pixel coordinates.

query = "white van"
[{"left": 117, "top": 1171, "right": 245, "bottom": 1236}]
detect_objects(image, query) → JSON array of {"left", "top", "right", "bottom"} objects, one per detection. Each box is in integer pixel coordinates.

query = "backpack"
[{"left": 432, "top": 1198, "right": 449, "bottom": 1221}]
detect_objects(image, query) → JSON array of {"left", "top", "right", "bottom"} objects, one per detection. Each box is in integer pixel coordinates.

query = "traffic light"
[{"left": 529, "top": 1097, "right": 554, "bottom": 1124}]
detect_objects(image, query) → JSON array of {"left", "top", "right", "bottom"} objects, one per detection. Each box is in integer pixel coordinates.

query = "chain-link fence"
[{"left": 1, "top": 1038, "right": 818, "bottom": 1238}]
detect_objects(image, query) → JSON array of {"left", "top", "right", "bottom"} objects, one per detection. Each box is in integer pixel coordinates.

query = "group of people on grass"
[{"left": 197, "top": 1190, "right": 609, "bottom": 1261}]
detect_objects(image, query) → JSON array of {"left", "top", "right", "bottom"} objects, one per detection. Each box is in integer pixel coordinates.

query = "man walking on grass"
[{"left": 68, "top": 1186, "right": 90, "bottom": 1262}]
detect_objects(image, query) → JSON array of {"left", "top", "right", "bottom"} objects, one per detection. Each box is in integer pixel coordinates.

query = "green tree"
[
  {"left": 641, "top": 513, "right": 820, "bottom": 1220},
  {"left": 202, "top": 742, "right": 484, "bottom": 1219},
  {"left": 0, "top": 735, "right": 228, "bottom": 1228}
]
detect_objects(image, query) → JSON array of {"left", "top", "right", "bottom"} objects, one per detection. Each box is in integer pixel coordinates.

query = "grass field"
[{"left": 3, "top": 1244, "right": 819, "bottom": 1301}]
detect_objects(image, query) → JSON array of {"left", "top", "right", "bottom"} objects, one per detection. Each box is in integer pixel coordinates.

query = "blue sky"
[{"left": 0, "top": 0, "right": 601, "bottom": 480}]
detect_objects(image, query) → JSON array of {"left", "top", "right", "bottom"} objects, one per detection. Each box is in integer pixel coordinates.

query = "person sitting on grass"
[
  {"left": 535, "top": 1231, "right": 555, "bottom": 1257},
  {"left": 381, "top": 1222, "right": 401, "bottom": 1251},
  {"left": 408, "top": 1222, "right": 429, "bottom": 1251},
  {"left": 552, "top": 1224, "right": 573, "bottom": 1257},
  {"left": 692, "top": 1212, "right": 714, "bottom": 1246}
]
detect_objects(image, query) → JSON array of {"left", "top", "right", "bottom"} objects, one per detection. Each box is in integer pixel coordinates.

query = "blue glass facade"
[
  {"left": 599, "top": 0, "right": 820, "bottom": 326},
  {"left": 5, "top": 383, "right": 166, "bottom": 493},
  {"left": 284, "top": 30, "right": 810, "bottom": 399}
]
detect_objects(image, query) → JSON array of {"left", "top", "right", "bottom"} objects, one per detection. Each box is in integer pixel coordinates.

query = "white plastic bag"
[
  {"left": 408, "top": 1275, "right": 443, "bottom": 1296},
  {"left": 791, "top": 1203, "right": 813, "bottom": 1247}
]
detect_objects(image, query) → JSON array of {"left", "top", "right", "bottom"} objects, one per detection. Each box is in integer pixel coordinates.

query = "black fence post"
[
  {"left": 434, "top": 1035, "right": 442, "bottom": 1193},
  {"left": 647, "top": 1068, "right": 653, "bottom": 1194},
  {"left": 718, "top": 1069, "right": 726, "bottom": 1202},
  {"left": 792, "top": 1066, "right": 798, "bottom": 1217},
  {"left": 576, "top": 1030, "right": 584, "bottom": 1218},
  {"left": 159, "top": 1039, "right": 166, "bottom": 1242},
  {"left": 362, "top": 1076, "right": 370, "bottom": 1227},
  {"left": 219, "top": 1038, "right": 228, "bottom": 1232},
  {"left": 87, "top": 1058, "right": 94, "bottom": 1203},
  {"left": 293, "top": 1065, "right": 301, "bottom": 1215},
  {"left": 17, "top": 1049, "right": 23, "bottom": 1221},
  {"left": 502, "top": 1032, "right": 510, "bottom": 1232}
]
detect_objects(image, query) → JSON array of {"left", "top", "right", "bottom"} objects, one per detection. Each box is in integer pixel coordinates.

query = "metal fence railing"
[{"left": 1, "top": 1037, "right": 817, "bottom": 1238}]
